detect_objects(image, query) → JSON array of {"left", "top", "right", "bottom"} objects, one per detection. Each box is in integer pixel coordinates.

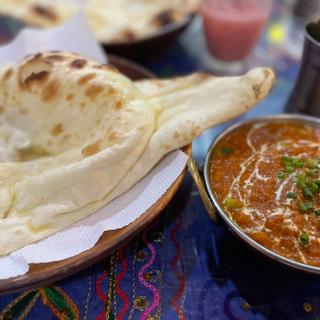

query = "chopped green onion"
[
  {"left": 285, "top": 165, "right": 294, "bottom": 173},
  {"left": 307, "top": 182, "right": 319, "bottom": 193},
  {"left": 306, "top": 159, "right": 318, "bottom": 169},
  {"left": 292, "top": 158, "right": 303, "bottom": 168},
  {"left": 281, "top": 156, "right": 303, "bottom": 168},
  {"left": 298, "top": 201, "right": 313, "bottom": 212},
  {"left": 224, "top": 198, "right": 243, "bottom": 209},
  {"left": 222, "top": 147, "right": 234, "bottom": 155},
  {"left": 296, "top": 174, "right": 306, "bottom": 189},
  {"left": 303, "top": 187, "right": 313, "bottom": 198},
  {"left": 280, "top": 155, "right": 320, "bottom": 217},
  {"left": 305, "top": 202, "right": 313, "bottom": 210},
  {"left": 281, "top": 156, "right": 293, "bottom": 163},
  {"left": 299, "top": 233, "right": 310, "bottom": 246},
  {"left": 276, "top": 171, "right": 285, "bottom": 180},
  {"left": 286, "top": 192, "right": 297, "bottom": 199},
  {"left": 306, "top": 170, "right": 316, "bottom": 177}
]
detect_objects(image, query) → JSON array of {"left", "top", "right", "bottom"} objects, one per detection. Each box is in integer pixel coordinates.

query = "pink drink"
[{"left": 202, "top": 0, "right": 271, "bottom": 61}]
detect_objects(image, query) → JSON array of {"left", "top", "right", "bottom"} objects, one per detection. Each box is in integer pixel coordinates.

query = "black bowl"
[{"left": 102, "top": 15, "right": 195, "bottom": 60}]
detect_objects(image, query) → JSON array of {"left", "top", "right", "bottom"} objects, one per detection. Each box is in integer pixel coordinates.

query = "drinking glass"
[{"left": 202, "top": 0, "right": 272, "bottom": 74}]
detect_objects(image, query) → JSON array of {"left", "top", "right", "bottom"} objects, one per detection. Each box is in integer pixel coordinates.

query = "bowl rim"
[{"left": 203, "top": 113, "right": 320, "bottom": 274}]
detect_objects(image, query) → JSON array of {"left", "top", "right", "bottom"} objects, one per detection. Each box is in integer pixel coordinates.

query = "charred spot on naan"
[
  {"left": 18, "top": 56, "right": 53, "bottom": 90},
  {"left": 51, "top": 123, "right": 64, "bottom": 136},
  {"left": 152, "top": 9, "right": 184, "bottom": 27},
  {"left": 197, "top": 73, "right": 213, "bottom": 81},
  {"left": 116, "top": 30, "right": 136, "bottom": 42},
  {"left": 85, "top": 84, "right": 104, "bottom": 101},
  {"left": 252, "top": 84, "right": 262, "bottom": 100},
  {"left": 41, "top": 79, "right": 60, "bottom": 102},
  {"left": 78, "top": 73, "right": 96, "bottom": 85},
  {"left": 0, "top": 106, "right": 4, "bottom": 114},
  {"left": 81, "top": 140, "right": 102, "bottom": 157},
  {"left": 93, "top": 64, "right": 120, "bottom": 74},
  {"left": 115, "top": 99, "right": 125, "bottom": 110},
  {"left": 66, "top": 93, "right": 74, "bottom": 101},
  {"left": 252, "top": 68, "right": 276, "bottom": 99},
  {"left": 70, "top": 59, "right": 87, "bottom": 69},
  {"left": 23, "top": 71, "right": 50, "bottom": 90},
  {"left": 45, "top": 54, "right": 65, "bottom": 62},
  {"left": 31, "top": 4, "right": 57, "bottom": 22},
  {"left": 107, "top": 87, "right": 116, "bottom": 96}
]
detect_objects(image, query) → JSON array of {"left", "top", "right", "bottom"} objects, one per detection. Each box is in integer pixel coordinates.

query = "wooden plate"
[{"left": 0, "top": 55, "right": 191, "bottom": 295}]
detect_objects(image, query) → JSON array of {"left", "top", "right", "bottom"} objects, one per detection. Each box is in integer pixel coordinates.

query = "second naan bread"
[{"left": 0, "top": 0, "right": 200, "bottom": 43}]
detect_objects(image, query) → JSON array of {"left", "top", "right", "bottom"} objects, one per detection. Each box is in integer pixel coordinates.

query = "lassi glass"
[{"left": 202, "top": 0, "right": 272, "bottom": 73}]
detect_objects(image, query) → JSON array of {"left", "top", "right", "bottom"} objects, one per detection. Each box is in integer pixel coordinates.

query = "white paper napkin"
[
  {"left": 0, "top": 151, "right": 188, "bottom": 279},
  {"left": 0, "top": 13, "right": 189, "bottom": 279}
]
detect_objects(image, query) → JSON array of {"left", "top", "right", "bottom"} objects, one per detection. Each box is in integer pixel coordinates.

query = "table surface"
[{"left": 1, "top": 2, "right": 319, "bottom": 320}]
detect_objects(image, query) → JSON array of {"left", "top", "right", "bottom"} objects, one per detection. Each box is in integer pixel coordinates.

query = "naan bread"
[
  {"left": 0, "top": 52, "right": 275, "bottom": 255},
  {"left": 0, "top": 0, "right": 76, "bottom": 28},
  {"left": 85, "top": 0, "right": 200, "bottom": 43},
  {"left": 0, "top": 0, "right": 200, "bottom": 43}
]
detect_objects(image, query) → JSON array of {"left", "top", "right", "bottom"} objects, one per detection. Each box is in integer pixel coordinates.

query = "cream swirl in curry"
[{"left": 209, "top": 120, "right": 320, "bottom": 266}]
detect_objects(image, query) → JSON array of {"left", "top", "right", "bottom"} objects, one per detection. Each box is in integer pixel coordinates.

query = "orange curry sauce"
[{"left": 209, "top": 120, "right": 320, "bottom": 266}]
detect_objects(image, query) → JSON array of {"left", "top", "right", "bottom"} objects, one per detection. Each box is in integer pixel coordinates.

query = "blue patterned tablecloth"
[{"left": 1, "top": 2, "right": 319, "bottom": 320}]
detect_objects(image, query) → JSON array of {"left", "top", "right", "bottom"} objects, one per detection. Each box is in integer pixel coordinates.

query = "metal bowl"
[{"left": 188, "top": 114, "right": 320, "bottom": 274}]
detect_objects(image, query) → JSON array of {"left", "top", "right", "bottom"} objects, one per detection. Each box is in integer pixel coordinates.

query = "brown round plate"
[
  {"left": 107, "top": 54, "right": 155, "bottom": 80},
  {"left": 0, "top": 55, "right": 191, "bottom": 295}
]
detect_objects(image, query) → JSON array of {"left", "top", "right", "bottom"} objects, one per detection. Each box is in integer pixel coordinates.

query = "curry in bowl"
[{"left": 208, "top": 117, "right": 320, "bottom": 267}]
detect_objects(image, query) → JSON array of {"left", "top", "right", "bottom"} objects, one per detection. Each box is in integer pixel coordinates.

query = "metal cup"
[{"left": 285, "top": 20, "right": 320, "bottom": 116}]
